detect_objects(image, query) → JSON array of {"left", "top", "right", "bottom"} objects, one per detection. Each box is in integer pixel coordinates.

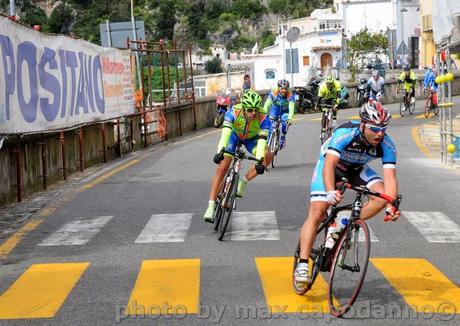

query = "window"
[
  {"left": 265, "top": 70, "right": 276, "bottom": 79},
  {"left": 303, "top": 56, "right": 310, "bottom": 66},
  {"left": 319, "top": 21, "right": 326, "bottom": 30}
]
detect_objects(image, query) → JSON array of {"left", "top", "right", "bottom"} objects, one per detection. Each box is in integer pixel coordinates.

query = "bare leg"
[
  {"left": 360, "top": 181, "right": 386, "bottom": 220},
  {"left": 299, "top": 201, "right": 330, "bottom": 260},
  {"left": 208, "top": 157, "right": 232, "bottom": 201}
]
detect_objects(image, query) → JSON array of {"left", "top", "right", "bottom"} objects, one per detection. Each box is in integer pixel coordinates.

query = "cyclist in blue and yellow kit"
[
  {"left": 262, "top": 79, "right": 295, "bottom": 149},
  {"left": 203, "top": 90, "right": 273, "bottom": 222}
]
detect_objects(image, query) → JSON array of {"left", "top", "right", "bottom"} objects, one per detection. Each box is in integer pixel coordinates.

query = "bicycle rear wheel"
[
  {"left": 328, "top": 219, "right": 370, "bottom": 317},
  {"left": 218, "top": 173, "right": 239, "bottom": 241}
]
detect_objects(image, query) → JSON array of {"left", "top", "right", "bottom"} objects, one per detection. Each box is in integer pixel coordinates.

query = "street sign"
[
  {"left": 286, "top": 27, "right": 300, "bottom": 43},
  {"left": 396, "top": 41, "right": 408, "bottom": 55}
]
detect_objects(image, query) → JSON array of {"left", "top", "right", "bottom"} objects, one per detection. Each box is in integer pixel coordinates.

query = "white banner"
[{"left": 0, "top": 16, "right": 135, "bottom": 134}]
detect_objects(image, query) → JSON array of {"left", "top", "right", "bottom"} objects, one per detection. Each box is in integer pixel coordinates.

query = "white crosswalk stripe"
[
  {"left": 135, "top": 213, "right": 193, "bottom": 243},
  {"left": 39, "top": 216, "right": 113, "bottom": 246},
  {"left": 403, "top": 211, "right": 460, "bottom": 243},
  {"left": 230, "top": 211, "right": 280, "bottom": 241},
  {"left": 358, "top": 223, "right": 379, "bottom": 242}
]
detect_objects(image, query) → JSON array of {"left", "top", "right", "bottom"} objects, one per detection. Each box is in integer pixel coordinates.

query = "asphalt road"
[{"left": 0, "top": 97, "right": 460, "bottom": 325}]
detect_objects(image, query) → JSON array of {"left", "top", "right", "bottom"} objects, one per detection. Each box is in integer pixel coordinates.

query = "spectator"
[{"left": 242, "top": 74, "right": 252, "bottom": 93}]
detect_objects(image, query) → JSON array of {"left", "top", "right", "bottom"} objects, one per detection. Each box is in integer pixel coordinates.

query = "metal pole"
[
  {"left": 131, "top": 0, "right": 142, "bottom": 90},
  {"left": 290, "top": 42, "right": 294, "bottom": 86},
  {"left": 106, "top": 20, "right": 112, "bottom": 47},
  {"left": 41, "top": 136, "right": 47, "bottom": 190},
  {"left": 9, "top": 0, "right": 15, "bottom": 17},
  {"left": 15, "top": 137, "right": 22, "bottom": 202},
  {"left": 77, "top": 127, "right": 84, "bottom": 172},
  {"left": 117, "top": 119, "right": 122, "bottom": 157},
  {"left": 101, "top": 123, "right": 107, "bottom": 163},
  {"left": 188, "top": 45, "right": 197, "bottom": 131},
  {"left": 60, "top": 131, "right": 66, "bottom": 180}
]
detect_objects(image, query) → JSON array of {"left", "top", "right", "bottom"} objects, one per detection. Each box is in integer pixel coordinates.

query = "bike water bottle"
[{"left": 325, "top": 221, "right": 340, "bottom": 249}]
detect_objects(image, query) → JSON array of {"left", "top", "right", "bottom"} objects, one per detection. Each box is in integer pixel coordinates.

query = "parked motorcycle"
[
  {"left": 356, "top": 78, "right": 368, "bottom": 107},
  {"left": 295, "top": 78, "right": 322, "bottom": 113},
  {"left": 213, "top": 93, "right": 231, "bottom": 128}
]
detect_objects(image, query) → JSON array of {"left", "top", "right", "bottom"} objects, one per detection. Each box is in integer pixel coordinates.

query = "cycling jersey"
[
  {"left": 262, "top": 88, "right": 295, "bottom": 120},
  {"left": 367, "top": 76, "right": 384, "bottom": 93},
  {"left": 317, "top": 80, "right": 341, "bottom": 101},
  {"left": 310, "top": 121, "right": 397, "bottom": 201},
  {"left": 398, "top": 71, "right": 417, "bottom": 91},
  {"left": 423, "top": 70, "right": 439, "bottom": 92},
  {"left": 217, "top": 104, "right": 271, "bottom": 160}
]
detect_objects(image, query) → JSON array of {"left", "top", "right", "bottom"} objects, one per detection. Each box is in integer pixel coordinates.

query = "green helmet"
[{"left": 241, "top": 89, "right": 262, "bottom": 110}]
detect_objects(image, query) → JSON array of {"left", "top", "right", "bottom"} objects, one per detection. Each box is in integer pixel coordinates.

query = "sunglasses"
[
  {"left": 365, "top": 124, "right": 387, "bottom": 133},
  {"left": 245, "top": 108, "right": 257, "bottom": 113}
]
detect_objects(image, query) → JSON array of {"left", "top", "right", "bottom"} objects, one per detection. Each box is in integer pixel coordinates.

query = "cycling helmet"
[
  {"left": 325, "top": 75, "right": 334, "bottom": 84},
  {"left": 359, "top": 101, "right": 391, "bottom": 126},
  {"left": 277, "top": 79, "right": 290, "bottom": 89},
  {"left": 403, "top": 65, "right": 410, "bottom": 72},
  {"left": 240, "top": 90, "right": 262, "bottom": 110},
  {"left": 372, "top": 70, "right": 379, "bottom": 77}
]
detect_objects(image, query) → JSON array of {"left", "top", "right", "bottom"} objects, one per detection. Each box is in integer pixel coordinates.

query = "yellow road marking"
[
  {"left": 345, "top": 115, "right": 360, "bottom": 120},
  {"left": 371, "top": 258, "right": 460, "bottom": 313},
  {"left": 0, "top": 263, "right": 89, "bottom": 319},
  {"left": 255, "top": 257, "right": 330, "bottom": 313},
  {"left": 0, "top": 219, "right": 43, "bottom": 260},
  {"left": 308, "top": 117, "right": 322, "bottom": 122},
  {"left": 411, "top": 125, "right": 434, "bottom": 158},
  {"left": 414, "top": 114, "right": 426, "bottom": 119},
  {"left": 79, "top": 159, "right": 140, "bottom": 190},
  {"left": 127, "top": 259, "right": 200, "bottom": 315}
]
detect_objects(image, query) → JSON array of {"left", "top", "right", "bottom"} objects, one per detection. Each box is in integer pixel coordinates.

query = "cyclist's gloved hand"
[
  {"left": 384, "top": 206, "right": 400, "bottom": 221},
  {"left": 213, "top": 151, "right": 224, "bottom": 164},
  {"left": 255, "top": 161, "right": 265, "bottom": 175},
  {"left": 326, "top": 190, "right": 342, "bottom": 205}
]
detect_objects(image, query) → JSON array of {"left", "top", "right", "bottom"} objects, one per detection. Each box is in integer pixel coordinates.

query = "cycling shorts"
[{"left": 224, "top": 131, "right": 258, "bottom": 157}]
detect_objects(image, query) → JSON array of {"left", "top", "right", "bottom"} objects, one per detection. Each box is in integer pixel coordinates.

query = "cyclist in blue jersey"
[
  {"left": 423, "top": 65, "right": 439, "bottom": 93},
  {"left": 294, "top": 101, "right": 401, "bottom": 285},
  {"left": 262, "top": 79, "right": 295, "bottom": 149}
]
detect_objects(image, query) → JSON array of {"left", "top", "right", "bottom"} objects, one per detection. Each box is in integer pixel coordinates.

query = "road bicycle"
[
  {"left": 292, "top": 178, "right": 402, "bottom": 317},
  {"left": 423, "top": 88, "right": 439, "bottom": 118},
  {"left": 399, "top": 89, "right": 415, "bottom": 116},
  {"left": 320, "top": 103, "right": 335, "bottom": 144},
  {"left": 267, "top": 117, "right": 281, "bottom": 168},
  {"left": 213, "top": 141, "right": 260, "bottom": 240}
]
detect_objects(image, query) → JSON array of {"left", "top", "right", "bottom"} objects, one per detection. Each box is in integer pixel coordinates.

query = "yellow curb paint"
[
  {"left": 0, "top": 263, "right": 90, "bottom": 319},
  {"left": 371, "top": 258, "right": 460, "bottom": 314},
  {"left": 255, "top": 257, "right": 330, "bottom": 313},
  {"left": 0, "top": 219, "right": 43, "bottom": 260},
  {"left": 127, "top": 259, "right": 200, "bottom": 315},
  {"left": 79, "top": 159, "right": 140, "bottom": 191},
  {"left": 38, "top": 206, "right": 56, "bottom": 217},
  {"left": 411, "top": 125, "right": 434, "bottom": 158}
]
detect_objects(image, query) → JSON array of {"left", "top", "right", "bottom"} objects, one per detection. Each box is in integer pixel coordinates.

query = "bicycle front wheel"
[
  {"left": 218, "top": 173, "right": 239, "bottom": 241},
  {"left": 320, "top": 112, "right": 329, "bottom": 144},
  {"left": 270, "top": 130, "right": 279, "bottom": 168},
  {"left": 424, "top": 96, "right": 431, "bottom": 118},
  {"left": 409, "top": 99, "right": 415, "bottom": 115},
  {"left": 399, "top": 98, "right": 406, "bottom": 117},
  {"left": 328, "top": 219, "right": 370, "bottom": 317}
]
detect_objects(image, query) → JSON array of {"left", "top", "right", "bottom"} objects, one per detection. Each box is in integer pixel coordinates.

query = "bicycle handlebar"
[{"left": 336, "top": 177, "right": 402, "bottom": 222}]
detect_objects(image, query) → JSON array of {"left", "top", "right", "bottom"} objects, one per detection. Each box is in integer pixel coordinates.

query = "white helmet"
[{"left": 359, "top": 101, "right": 391, "bottom": 126}]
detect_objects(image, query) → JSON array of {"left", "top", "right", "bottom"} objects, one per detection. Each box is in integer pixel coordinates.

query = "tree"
[
  {"left": 231, "top": 0, "right": 267, "bottom": 22},
  {"left": 260, "top": 30, "right": 276, "bottom": 50},
  {"left": 47, "top": 3, "right": 75, "bottom": 34},
  {"left": 204, "top": 57, "right": 223, "bottom": 74},
  {"left": 347, "top": 28, "right": 388, "bottom": 58}
]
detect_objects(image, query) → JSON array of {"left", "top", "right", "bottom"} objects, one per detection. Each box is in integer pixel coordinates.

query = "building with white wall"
[
  {"left": 340, "top": 0, "right": 421, "bottom": 67},
  {"left": 235, "top": 8, "right": 343, "bottom": 90}
]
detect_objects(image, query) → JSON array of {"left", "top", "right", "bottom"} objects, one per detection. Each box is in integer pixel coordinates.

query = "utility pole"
[
  {"left": 9, "top": 0, "right": 15, "bottom": 17},
  {"left": 131, "top": 0, "right": 142, "bottom": 90}
]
